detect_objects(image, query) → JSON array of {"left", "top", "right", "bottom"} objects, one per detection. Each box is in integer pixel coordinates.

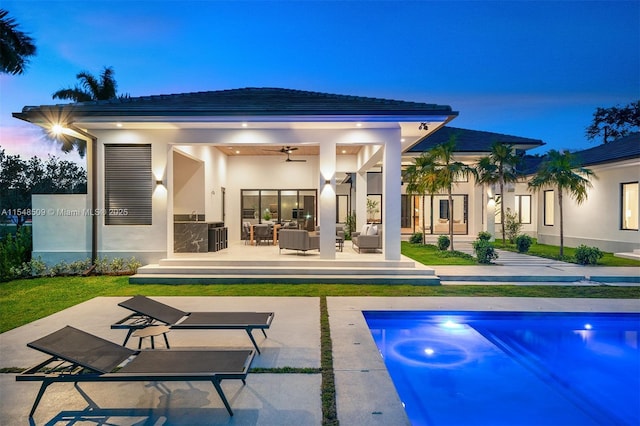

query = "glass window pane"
[
  {"left": 260, "top": 190, "right": 278, "bottom": 222},
  {"left": 544, "top": 190, "right": 554, "bottom": 226},
  {"left": 241, "top": 190, "right": 259, "bottom": 222},
  {"left": 515, "top": 195, "right": 531, "bottom": 224},
  {"left": 622, "top": 182, "right": 639, "bottom": 230}
]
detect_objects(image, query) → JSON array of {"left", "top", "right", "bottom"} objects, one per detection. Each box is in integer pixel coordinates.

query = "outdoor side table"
[
  {"left": 336, "top": 236, "right": 344, "bottom": 252},
  {"left": 131, "top": 325, "right": 171, "bottom": 349}
]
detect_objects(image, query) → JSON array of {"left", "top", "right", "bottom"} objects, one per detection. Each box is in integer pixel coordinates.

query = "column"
[
  {"left": 319, "top": 140, "right": 337, "bottom": 259},
  {"left": 383, "top": 129, "right": 402, "bottom": 260}
]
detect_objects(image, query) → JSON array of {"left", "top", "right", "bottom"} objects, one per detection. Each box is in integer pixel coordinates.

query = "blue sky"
[{"left": 1, "top": 0, "right": 638, "bottom": 164}]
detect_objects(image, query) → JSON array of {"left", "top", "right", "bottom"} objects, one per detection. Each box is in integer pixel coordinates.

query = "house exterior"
[
  {"left": 531, "top": 133, "right": 640, "bottom": 253},
  {"left": 14, "top": 88, "right": 459, "bottom": 264},
  {"left": 15, "top": 88, "right": 636, "bottom": 268}
]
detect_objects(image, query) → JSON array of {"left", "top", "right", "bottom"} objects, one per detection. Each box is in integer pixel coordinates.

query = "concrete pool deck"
[{"left": 1, "top": 296, "right": 639, "bottom": 425}]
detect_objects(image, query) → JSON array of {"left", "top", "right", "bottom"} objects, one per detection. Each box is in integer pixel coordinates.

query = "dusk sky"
[{"left": 1, "top": 0, "right": 638, "bottom": 165}]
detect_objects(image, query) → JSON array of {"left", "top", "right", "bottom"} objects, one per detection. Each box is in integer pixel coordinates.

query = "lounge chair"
[
  {"left": 17, "top": 325, "right": 254, "bottom": 418},
  {"left": 111, "top": 295, "right": 274, "bottom": 354}
]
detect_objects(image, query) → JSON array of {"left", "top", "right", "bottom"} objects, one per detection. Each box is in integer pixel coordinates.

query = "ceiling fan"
[{"left": 263, "top": 146, "right": 306, "bottom": 162}]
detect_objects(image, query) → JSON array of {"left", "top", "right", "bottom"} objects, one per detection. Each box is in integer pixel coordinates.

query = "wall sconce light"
[
  {"left": 324, "top": 179, "right": 331, "bottom": 185},
  {"left": 156, "top": 179, "right": 163, "bottom": 185}
]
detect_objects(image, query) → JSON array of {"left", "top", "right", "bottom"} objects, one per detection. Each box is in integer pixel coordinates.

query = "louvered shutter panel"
[{"left": 104, "top": 144, "right": 152, "bottom": 225}]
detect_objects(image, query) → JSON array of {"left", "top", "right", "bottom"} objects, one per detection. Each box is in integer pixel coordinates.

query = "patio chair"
[
  {"left": 17, "top": 325, "right": 254, "bottom": 418},
  {"left": 253, "top": 224, "right": 271, "bottom": 245},
  {"left": 242, "top": 221, "right": 251, "bottom": 244},
  {"left": 112, "top": 295, "right": 274, "bottom": 354}
]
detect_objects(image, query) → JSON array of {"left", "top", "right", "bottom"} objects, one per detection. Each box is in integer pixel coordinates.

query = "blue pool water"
[{"left": 364, "top": 311, "right": 640, "bottom": 426}]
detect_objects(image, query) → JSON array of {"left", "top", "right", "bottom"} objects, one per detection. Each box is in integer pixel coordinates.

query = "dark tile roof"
[
  {"left": 571, "top": 132, "right": 640, "bottom": 166},
  {"left": 16, "top": 87, "right": 457, "bottom": 119},
  {"left": 407, "top": 126, "right": 544, "bottom": 153},
  {"left": 520, "top": 155, "right": 546, "bottom": 175}
]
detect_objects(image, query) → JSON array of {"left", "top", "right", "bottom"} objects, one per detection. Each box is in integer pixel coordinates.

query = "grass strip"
[
  {"left": 250, "top": 367, "right": 320, "bottom": 374},
  {"left": 320, "top": 296, "right": 338, "bottom": 426}
]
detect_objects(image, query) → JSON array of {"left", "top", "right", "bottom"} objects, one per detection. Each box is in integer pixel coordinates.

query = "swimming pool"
[{"left": 364, "top": 311, "right": 640, "bottom": 426}]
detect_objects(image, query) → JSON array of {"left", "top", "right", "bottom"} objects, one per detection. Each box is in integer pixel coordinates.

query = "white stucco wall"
[
  {"left": 32, "top": 194, "right": 91, "bottom": 264},
  {"left": 173, "top": 150, "right": 205, "bottom": 215},
  {"left": 535, "top": 159, "right": 639, "bottom": 252}
]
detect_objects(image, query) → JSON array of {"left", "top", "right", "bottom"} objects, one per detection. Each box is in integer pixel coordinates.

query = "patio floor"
[{"left": 1, "top": 296, "right": 638, "bottom": 425}]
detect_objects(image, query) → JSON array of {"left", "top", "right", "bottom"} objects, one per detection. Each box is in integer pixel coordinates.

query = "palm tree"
[
  {"left": 528, "top": 150, "right": 596, "bottom": 257},
  {"left": 0, "top": 9, "right": 37, "bottom": 75},
  {"left": 52, "top": 66, "right": 118, "bottom": 101},
  {"left": 417, "top": 135, "right": 472, "bottom": 251},
  {"left": 403, "top": 155, "right": 438, "bottom": 244},
  {"left": 474, "top": 141, "right": 523, "bottom": 245}
]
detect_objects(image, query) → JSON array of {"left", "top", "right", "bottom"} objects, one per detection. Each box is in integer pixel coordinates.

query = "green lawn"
[
  {"left": 400, "top": 241, "right": 476, "bottom": 265},
  {"left": 1, "top": 275, "right": 639, "bottom": 333}
]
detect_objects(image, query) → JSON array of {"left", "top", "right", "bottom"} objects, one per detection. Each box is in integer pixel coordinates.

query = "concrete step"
[
  {"left": 158, "top": 258, "right": 417, "bottom": 268},
  {"left": 137, "top": 265, "right": 436, "bottom": 276},
  {"left": 129, "top": 273, "right": 441, "bottom": 285},
  {"left": 614, "top": 251, "right": 640, "bottom": 261}
]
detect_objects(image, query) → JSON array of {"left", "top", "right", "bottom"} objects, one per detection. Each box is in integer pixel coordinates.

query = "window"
[
  {"left": 104, "top": 144, "right": 152, "bottom": 225},
  {"left": 621, "top": 182, "right": 639, "bottom": 230},
  {"left": 544, "top": 190, "right": 554, "bottom": 226},
  {"left": 514, "top": 195, "right": 532, "bottom": 224}
]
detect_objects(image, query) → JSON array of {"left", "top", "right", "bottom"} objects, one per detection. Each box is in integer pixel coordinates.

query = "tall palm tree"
[
  {"left": 0, "top": 9, "right": 37, "bottom": 75},
  {"left": 419, "top": 135, "right": 472, "bottom": 251},
  {"left": 528, "top": 150, "right": 596, "bottom": 257},
  {"left": 403, "top": 154, "right": 438, "bottom": 244},
  {"left": 52, "top": 66, "right": 118, "bottom": 101},
  {"left": 474, "top": 141, "right": 523, "bottom": 245}
]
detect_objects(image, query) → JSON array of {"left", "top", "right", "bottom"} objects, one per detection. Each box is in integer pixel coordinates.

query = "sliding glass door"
[{"left": 241, "top": 189, "right": 317, "bottom": 231}]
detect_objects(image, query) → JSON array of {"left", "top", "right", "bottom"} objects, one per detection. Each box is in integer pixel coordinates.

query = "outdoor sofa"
[
  {"left": 352, "top": 224, "right": 382, "bottom": 253},
  {"left": 111, "top": 295, "right": 274, "bottom": 354},
  {"left": 17, "top": 325, "right": 254, "bottom": 418},
  {"left": 278, "top": 229, "right": 320, "bottom": 255}
]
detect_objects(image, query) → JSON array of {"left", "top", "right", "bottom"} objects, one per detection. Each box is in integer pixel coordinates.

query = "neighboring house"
[
  {"left": 402, "top": 126, "right": 544, "bottom": 238},
  {"left": 13, "top": 87, "right": 459, "bottom": 264},
  {"left": 531, "top": 133, "right": 640, "bottom": 253}
]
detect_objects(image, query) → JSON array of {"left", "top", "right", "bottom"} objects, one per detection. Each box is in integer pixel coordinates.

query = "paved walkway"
[{"left": 435, "top": 242, "right": 640, "bottom": 285}]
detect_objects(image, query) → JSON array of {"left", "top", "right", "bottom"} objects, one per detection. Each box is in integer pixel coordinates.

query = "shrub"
[
  {"left": 473, "top": 239, "right": 499, "bottom": 264},
  {"left": 409, "top": 232, "right": 423, "bottom": 244},
  {"left": 477, "top": 231, "right": 492, "bottom": 241},
  {"left": 437, "top": 235, "right": 450, "bottom": 251},
  {"left": 515, "top": 234, "right": 533, "bottom": 253},
  {"left": 574, "top": 245, "right": 604, "bottom": 265},
  {"left": 0, "top": 227, "right": 32, "bottom": 282},
  {"left": 126, "top": 257, "right": 142, "bottom": 274},
  {"left": 504, "top": 208, "right": 522, "bottom": 243}
]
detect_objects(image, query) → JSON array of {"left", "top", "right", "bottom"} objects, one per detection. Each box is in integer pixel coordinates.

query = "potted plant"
[
  {"left": 366, "top": 198, "right": 380, "bottom": 223},
  {"left": 262, "top": 208, "right": 272, "bottom": 222}
]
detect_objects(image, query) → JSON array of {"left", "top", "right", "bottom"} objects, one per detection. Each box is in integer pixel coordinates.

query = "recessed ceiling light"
[
  {"left": 401, "top": 138, "right": 405, "bottom": 142},
  {"left": 242, "top": 122, "right": 248, "bottom": 128},
  {"left": 356, "top": 122, "right": 362, "bottom": 127},
  {"left": 235, "top": 150, "right": 240, "bottom": 154},
  {"left": 116, "top": 123, "right": 123, "bottom": 128}
]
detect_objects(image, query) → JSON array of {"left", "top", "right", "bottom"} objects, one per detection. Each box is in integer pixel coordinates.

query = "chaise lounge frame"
[
  {"left": 17, "top": 326, "right": 254, "bottom": 418},
  {"left": 111, "top": 295, "right": 274, "bottom": 354}
]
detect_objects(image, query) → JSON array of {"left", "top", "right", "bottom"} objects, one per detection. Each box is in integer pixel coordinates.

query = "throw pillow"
[
  {"left": 361, "top": 224, "right": 369, "bottom": 235},
  {"left": 367, "top": 225, "right": 377, "bottom": 236}
]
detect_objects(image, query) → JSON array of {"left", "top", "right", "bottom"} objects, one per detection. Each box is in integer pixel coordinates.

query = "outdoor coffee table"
[{"left": 131, "top": 325, "right": 171, "bottom": 349}]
